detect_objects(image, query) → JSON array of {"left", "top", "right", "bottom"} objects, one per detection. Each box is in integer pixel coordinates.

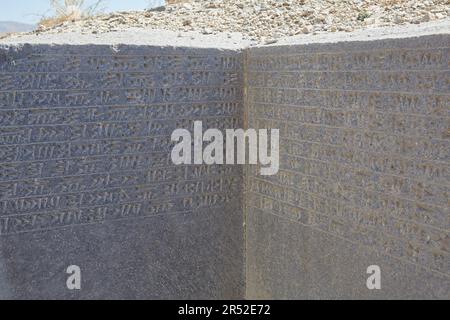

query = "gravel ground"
[
  {"left": 29, "top": 0, "right": 450, "bottom": 44},
  {"left": 2, "top": 17, "right": 448, "bottom": 50}
]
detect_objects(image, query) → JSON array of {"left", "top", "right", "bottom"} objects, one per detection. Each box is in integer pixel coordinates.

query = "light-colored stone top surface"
[
  {"left": 20, "top": 0, "right": 450, "bottom": 43},
  {"left": 259, "top": 17, "right": 450, "bottom": 47},
  {"left": 1, "top": 18, "right": 448, "bottom": 50},
  {"left": 0, "top": 28, "right": 253, "bottom": 49}
]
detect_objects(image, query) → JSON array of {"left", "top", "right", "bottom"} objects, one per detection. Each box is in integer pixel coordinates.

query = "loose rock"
[{"left": 28, "top": 0, "right": 450, "bottom": 43}]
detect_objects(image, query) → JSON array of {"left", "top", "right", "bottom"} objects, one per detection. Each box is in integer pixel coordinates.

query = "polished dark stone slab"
[{"left": 0, "top": 44, "right": 245, "bottom": 299}]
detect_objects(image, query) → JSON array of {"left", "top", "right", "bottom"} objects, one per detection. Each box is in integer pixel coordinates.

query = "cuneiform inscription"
[
  {"left": 248, "top": 176, "right": 449, "bottom": 273},
  {"left": 0, "top": 49, "right": 244, "bottom": 237},
  {"left": 248, "top": 48, "right": 449, "bottom": 71},
  {"left": 248, "top": 70, "right": 449, "bottom": 93},
  {"left": 248, "top": 87, "right": 449, "bottom": 117},
  {"left": 0, "top": 165, "right": 240, "bottom": 200},
  {"left": 0, "top": 87, "right": 243, "bottom": 108},
  {"left": 0, "top": 116, "right": 240, "bottom": 146},
  {"left": 0, "top": 191, "right": 240, "bottom": 236},
  {"left": 0, "top": 153, "right": 174, "bottom": 181},
  {"left": 0, "top": 54, "right": 242, "bottom": 73},
  {"left": 247, "top": 44, "right": 450, "bottom": 276},
  {"left": 0, "top": 102, "right": 242, "bottom": 126},
  {"left": 0, "top": 174, "right": 241, "bottom": 216},
  {"left": 0, "top": 71, "right": 242, "bottom": 91},
  {"left": 252, "top": 117, "right": 449, "bottom": 162},
  {"left": 251, "top": 102, "right": 449, "bottom": 138},
  {"left": 277, "top": 138, "right": 449, "bottom": 185}
]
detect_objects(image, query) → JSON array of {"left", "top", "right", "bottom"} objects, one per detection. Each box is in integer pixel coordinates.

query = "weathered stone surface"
[
  {"left": 0, "top": 25, "right": 448, "bottom": 300},
  {"left": 0, "top": 44, "right": 245, "bottom": 299},
  {"left": 245, "top": 34, "right": 450, "bottom": 299},
  {"left": 17, "top": 0, "right": 450, "bottom": 44}
]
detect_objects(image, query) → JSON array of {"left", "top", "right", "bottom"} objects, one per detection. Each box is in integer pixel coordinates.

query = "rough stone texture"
[
  {"left": 0, "top": 44, "right": 245, "bottom": 299},
  {"left": 246, "top": 34, "right": 450, "bottom": 299},
  {"left": 24, "top": 0, "right": 450, "bottom": 44},
  {"left": 0, "top": 21, "right": 449, "bottom": 300}
]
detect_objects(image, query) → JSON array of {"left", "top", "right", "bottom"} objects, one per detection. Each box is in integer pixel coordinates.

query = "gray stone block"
[
  {"left": 245, "top": 34, "right": 450, "bottom": 299},
  {"left": 0, "top": 44, "right": 245, "bottom": 299},
  {"left": 0, "top": 25, "right": 449, "bottom": 300}
]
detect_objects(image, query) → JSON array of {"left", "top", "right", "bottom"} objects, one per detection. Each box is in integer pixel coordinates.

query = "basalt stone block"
[
  {"left": 0, "top": 24, "right": 449, "bottom": 300},
  {"left": 0, "top": 44, "right": 245, "bottom": 299},
  {"left": 245, "top": 34, "right": 450, "bottom": 300}
]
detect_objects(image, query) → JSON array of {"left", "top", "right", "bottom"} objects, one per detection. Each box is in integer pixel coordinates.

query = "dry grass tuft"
[{"left": 38, "top": 0, "right": 103, "bottom": 30}]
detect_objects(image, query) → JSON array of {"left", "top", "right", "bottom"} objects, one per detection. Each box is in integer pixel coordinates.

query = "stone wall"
[
  {"left": 0, "top": 44, "right": 245, "bottom": 299},
  {"left": 0, "top": 29, "right": 448, "bottom": 300},
  {"left": 245, "top": 34, "right": 449, "bottom": 299}
]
